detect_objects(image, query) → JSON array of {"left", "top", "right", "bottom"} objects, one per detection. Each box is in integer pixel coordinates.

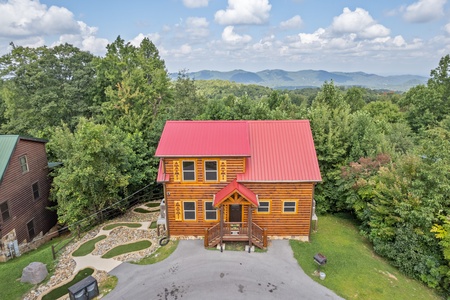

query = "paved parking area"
[{"left": 105, "top": 239, "right": 343, "bottom": 300}]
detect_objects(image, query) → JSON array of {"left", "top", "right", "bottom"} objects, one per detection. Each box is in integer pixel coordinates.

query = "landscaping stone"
[
  {"left": 21, "top": 262, "right": 48, "bottom": 284},
  {"left": 22, "top": 203, "right": 163, "bottom": 300}
]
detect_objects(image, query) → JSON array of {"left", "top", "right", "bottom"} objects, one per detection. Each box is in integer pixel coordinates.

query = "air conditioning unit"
[{"left": 8, "top": 240, "right": 20, "bottom": 257}]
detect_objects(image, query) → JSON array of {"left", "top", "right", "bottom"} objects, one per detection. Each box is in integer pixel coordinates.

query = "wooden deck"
[{"left": 204, "top": 222, "right": 267, "bottom": 249}]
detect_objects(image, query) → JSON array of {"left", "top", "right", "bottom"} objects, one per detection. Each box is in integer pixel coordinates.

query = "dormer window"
[
  {"left": 204, "top": 161, "right": 218, "bottom": 181},
  {"left": 182, "top": 161, "right": 196, "bottom": 181}
]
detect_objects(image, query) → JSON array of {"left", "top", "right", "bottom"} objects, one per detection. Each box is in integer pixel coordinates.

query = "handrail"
[{"left": 205, "top": 222, "right": 267, "bottom": 248}]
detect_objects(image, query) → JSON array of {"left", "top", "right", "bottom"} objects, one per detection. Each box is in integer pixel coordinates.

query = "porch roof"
[{"left": 213, "top": 179, "right": 258, "bottom": 207}]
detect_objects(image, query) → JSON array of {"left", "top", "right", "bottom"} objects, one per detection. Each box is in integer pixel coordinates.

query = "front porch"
[{"left": 204, "top": 221, "right": 268, "bottom": 250}]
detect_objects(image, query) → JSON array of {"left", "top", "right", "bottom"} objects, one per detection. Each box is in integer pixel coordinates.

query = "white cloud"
[
  {"left": 392, "top": 35, "right": 407, "bottom": 47},
  {"left": 221, "top": 26, "right": 252, "bottom": 44},
  {"left": 331, "top": 7, "right": 390, "bottom": 39},
  {"left": 51, "top": 22, "right": 108, "bottom": 55},
  {"left": 215, "top": 0, "right": 271, "bottom": 25},
  {"left": 280, "top": 15, "right": 303, "bottom": 30},
  {"left": 186, "top": 17, "right": 210, "bottom": 38},
  {"left": 0, "top": 0, "right": 110, "bottom": 55},
  {"left": 445, "top": 23, "right": 450, "bottom": 34},
  {"left": 0, "top": 0, "right": 79, "bottom": 37},
  {"left": 297, "top": 28, "right": 326, "bottom": 45},
  {"left": 182, "top": 0, "right": 209, "bottom": 8},
  {"left": 129, "top": 33, "right": 161, "bottom": 47},
  {"left": 403, "top": 0, "right": 446, "bottom": 23}
]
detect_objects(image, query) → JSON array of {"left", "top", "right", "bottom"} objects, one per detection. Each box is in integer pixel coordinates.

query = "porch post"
[
  {"left": 248, "top": 205, "right": 252, "bottom": 252},
  {"left": 220, "top": 206, "right": 224, "bottom": 252}
]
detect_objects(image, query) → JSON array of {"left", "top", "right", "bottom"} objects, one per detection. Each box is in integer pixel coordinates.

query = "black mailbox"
[
  {"left": 68, "top": 275, "right": 99, "bottom": 300},
  {"left": 314, "top": 253, "right": 327, "bottom": 265}
]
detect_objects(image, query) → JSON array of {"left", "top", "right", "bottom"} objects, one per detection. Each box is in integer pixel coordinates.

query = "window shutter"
[
  {"left": 174, "top": 201, "right": 182, "bottom": 221},
  {"left": 220, "top": 160, "right": 227, "bottom": 182},
  {"left": 173, "top": 161, "right": 181, "bottom": 182}
]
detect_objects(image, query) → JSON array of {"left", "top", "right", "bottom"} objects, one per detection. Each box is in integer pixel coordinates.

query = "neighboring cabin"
[
  {"left": 155, "top": 120, "right": 322, "bottom": 249},
  {"left": 0, "top": 135, "right": 57, "bottom": 261}
]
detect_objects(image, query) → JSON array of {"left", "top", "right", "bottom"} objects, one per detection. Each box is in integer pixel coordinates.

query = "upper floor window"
[
  {"left": 182, "top": 161, "right": 196, "bottom": 181},
  {"left": 32, "top": 182, "right": 40, "bottom": 200},
  {"left": 19, "top": 155, "right": 29, "bottom": 173},
  {"left": 283, "top": 201, "right": 297, "bottom": 213},
  {"left": 204, "top": 161, "right": 218, "bottom": 181},
  {"left": 0, "top": 201, "right": 11, "bottom": 221}
]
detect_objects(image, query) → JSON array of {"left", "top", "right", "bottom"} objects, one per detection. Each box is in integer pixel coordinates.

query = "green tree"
[
  {"left": 400, "top": 85, "right": 442, "bottom": 132},
  {"left": 48, "top": 118, "right": 131, "bottom": 226},
  {"left": 344, "top": 87, "right": 366, "bottom": 112},
  {"left": 309, "top": 83, "right": 351, "bottom": 212},
  {"left": 347, "top": 111, "right": 386, "bottom": 162},
  {"left": 0, "top": 44, "right": 96, "bottom": 136},
  {"left": 95, "top": 37, "right": 171, "bottom": 191},
  {"left": 170, "top": 69, "right": 206, "bottom": 120},
  {"left": 428, "top": 54, "right": 450, "bottom": 105}
]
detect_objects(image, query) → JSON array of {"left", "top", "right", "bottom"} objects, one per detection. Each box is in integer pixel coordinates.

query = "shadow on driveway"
[{"left": 105, "top": 239, "right": 343, "bottom": 300}]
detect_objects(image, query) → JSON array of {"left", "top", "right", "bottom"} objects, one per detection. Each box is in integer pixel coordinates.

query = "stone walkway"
[{"left": 24, "top": 203, "right": 163, "bottom": 300}]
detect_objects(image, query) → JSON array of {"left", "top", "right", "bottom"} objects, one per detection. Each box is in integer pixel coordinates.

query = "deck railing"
[{"left": 204, "top": 222, "right": 267, "bottom": 248}]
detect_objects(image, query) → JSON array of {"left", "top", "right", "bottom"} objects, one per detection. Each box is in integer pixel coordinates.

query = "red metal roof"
[
  {"left": 155, "top": 120, "right": 322, "bottom": 182},
  {"left": 155, "top": 121, "right": 251, "bottom": 157},
  {"left": 237, "top": 120, "right": 322, "bottom": 182},
  {"left": 156, "top": 159, "right": 169, "bottom": 182},
  {"left": 213, "top": 179, "right": 258, "bottom": 207}
]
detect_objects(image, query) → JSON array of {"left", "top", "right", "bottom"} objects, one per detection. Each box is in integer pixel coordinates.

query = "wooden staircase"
[{"left": 204, "top": 222, "right": 267, "bottom": 249}]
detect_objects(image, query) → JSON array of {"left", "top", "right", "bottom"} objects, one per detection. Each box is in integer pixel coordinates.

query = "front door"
[{"left": 229, "top": 204, "right": 242, "bottom": 222}]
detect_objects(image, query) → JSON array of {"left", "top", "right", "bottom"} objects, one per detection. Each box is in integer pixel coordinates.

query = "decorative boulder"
[{"left": 20, "top": 262, "right": 48, "bottom": 284}]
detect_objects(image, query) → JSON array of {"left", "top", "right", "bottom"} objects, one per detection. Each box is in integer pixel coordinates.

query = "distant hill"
[{"left": 169, "top": 69, "right": 428, "bottom": 92}]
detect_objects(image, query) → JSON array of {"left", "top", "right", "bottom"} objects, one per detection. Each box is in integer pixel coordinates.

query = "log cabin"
[
  {"left": 0, "top": 135, "right": 57, "bottom": 260},
  {"left": 155, "top": 120, "right": 322, "bottom": 249}
]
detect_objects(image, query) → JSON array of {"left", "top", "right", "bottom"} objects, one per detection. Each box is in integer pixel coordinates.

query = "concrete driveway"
[{"left": 105, "top": 239, "right": 344, "bottom": 300}]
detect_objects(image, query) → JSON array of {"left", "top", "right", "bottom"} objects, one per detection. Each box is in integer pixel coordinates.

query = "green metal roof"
[
  {"left": 0, "top": 135, "right": 48, "bottom": 183},
  {"left": 0, "top": 135, "right": 20, "bottom": 183}
]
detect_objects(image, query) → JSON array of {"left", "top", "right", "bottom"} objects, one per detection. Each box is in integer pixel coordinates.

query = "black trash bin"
[{"left": 68, "top": 276, "right": 99, "bottom": 300}]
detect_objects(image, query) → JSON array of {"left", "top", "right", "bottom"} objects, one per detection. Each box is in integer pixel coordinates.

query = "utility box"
[{"left": 68, "top": 276, "right": 99, "bottom": 300}]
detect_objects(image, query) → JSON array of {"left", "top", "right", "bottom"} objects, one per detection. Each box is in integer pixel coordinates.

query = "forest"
[{"left": 1, "top": 37, "right": 450, "bottom": 295}]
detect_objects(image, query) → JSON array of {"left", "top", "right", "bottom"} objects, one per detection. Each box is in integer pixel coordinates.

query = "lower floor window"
[
  {"left": 32, "top": 182, "right": 40, "bottom": 200},
  {"left": 204, "top": 201, "right": 217, "bottom": 220},
  {"left": 257, "top": 201, "right": 270, "bottom": 213},
  {"left": 27, "top": 220, "right": 36, "bottom": 240},
  {"left": 183, "top": 201, "right": 196, "bottom": 220}
]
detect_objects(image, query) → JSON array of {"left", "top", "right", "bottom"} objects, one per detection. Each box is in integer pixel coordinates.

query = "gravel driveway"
[{"left": 105, "top": 239, "right": 343, "bottom": 300}]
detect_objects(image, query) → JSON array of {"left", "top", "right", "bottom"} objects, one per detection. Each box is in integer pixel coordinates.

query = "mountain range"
[{"left": 170, "top": 69, "right": 429, "bottom": 92}]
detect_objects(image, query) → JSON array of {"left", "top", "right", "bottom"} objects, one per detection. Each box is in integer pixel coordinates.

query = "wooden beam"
[
  {"left": 219, "top": 206, "right": 224, "bottom": 251},
  {"left": 248, "top": 206, "right": 252, "bottom": 252}
]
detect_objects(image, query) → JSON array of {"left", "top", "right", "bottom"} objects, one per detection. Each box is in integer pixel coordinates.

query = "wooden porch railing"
[{"left": 204, "top": 222, "right": 267, "bottom": 249}]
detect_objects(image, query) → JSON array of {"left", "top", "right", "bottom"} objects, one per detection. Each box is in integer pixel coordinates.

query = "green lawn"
[
  {"left": 145, "top": 202, "right": 160, "bottom": 208},
  {"left": 0, "top": 237, "right": 65, "bottom": 300},
  {"left": 102, "top": 240, "right": 152, "bottom": 258},
  {"left": 103, "top": 223, "right": 142, "bottom": 230},
  {"left": 133, "top": 207, "right": 152, "bottom": 213},
  {"left": 149, "top": 221, "right": 157, "bottom": 229},
  {"left": 290, "top": 214, "right": 442, "bottom": 300},
  {"left": 72, "top": 235, "right": 107, "bottom": 257},
  {"left": 133, "top": 240, "right": 179, "bottom": 265},
  {"left": 41, "top": 268, "right": 94, "bottom": 300}
]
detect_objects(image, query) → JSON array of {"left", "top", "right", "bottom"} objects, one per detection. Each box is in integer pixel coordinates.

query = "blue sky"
[{"left": 1, "top": 0, "right": 449, "bottom": 76}]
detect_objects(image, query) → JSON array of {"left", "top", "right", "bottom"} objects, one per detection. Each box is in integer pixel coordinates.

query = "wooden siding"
[
  {"left": 245, "top": 182, "right": 314, "bottom": 237},
  {"left": 164, "top": 157, "right": 245, "bottom": 236},
  {"left": 163, "top": 156, "right": 314, "bottom": 238},
  {"left": 0, "top": 139, "right": 57, "bottom": 244}
]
